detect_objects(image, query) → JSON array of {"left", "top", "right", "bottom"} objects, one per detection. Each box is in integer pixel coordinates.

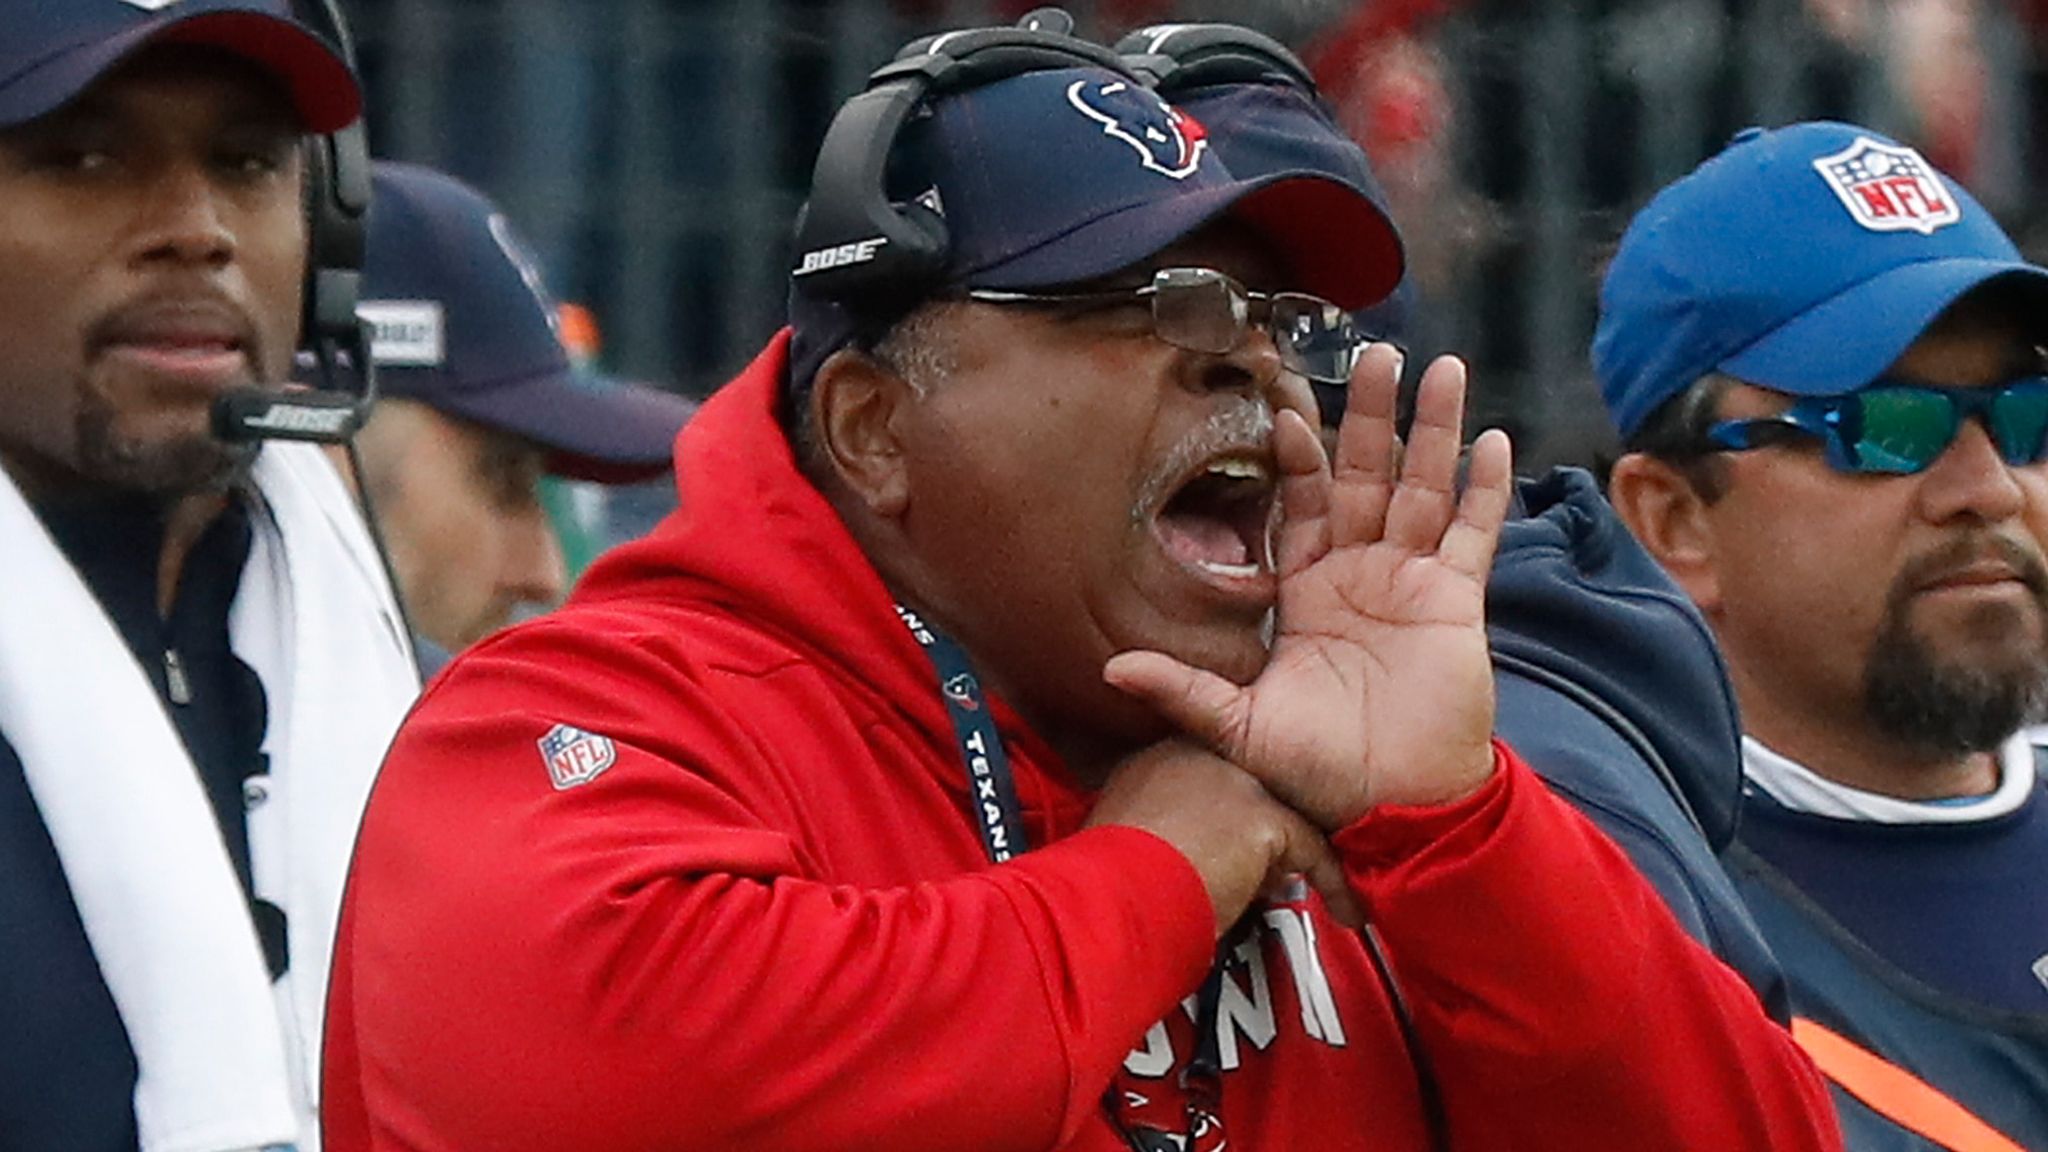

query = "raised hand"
[{"left": 1104, "top": 345, "right": 1513, "bottom": 830}]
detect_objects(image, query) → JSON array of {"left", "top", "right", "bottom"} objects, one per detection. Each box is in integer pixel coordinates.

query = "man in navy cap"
[
  {"left": 1600, "top": 121, "right": 2048, "bottom": 1148},
  {"left": 347, "top": 161, "right": 695, "bottom": 663},
  {"left": 0, "top": 3, "right": 419, "bottom": 1149},
  {"left": 327, "top": 22, "right": 1834, "bottom": 1152}
]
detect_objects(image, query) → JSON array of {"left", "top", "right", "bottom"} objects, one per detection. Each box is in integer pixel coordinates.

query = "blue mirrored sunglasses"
[{"left": 1705, "top": 376, "right": 2048, "bottom": 474}]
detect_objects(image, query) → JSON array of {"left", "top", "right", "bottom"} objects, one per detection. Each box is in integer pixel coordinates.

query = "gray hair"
[{"left": 792, "top": 301, "right": 961, "bottom": 473}]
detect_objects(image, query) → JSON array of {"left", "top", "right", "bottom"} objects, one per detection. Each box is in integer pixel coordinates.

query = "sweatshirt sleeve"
[
  {"left": 321, "top": 644, "right": 1217, "bottom": 1152},
  {"left": 1333, "top": 740, "right": 1842, "bottom": 1151}
]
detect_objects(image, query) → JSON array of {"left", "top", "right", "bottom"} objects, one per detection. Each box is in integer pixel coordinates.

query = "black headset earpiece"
[
  {"left": 789, "top": 9, "right": 1138, "bottom": 312},
  {"left": 212, "top": 0, "right": 377, "bottom": 444},
  {"left": 1113, "top": 23, "right": 1319, "bottom": 99}
]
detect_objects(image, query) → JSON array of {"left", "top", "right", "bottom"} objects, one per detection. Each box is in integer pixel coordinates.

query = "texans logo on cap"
[
  {"left": 1067, "top": 79, "right": 1208, "bottom": 180},
  {"left": 1812, "top": 136, "right": 1960, "bottom": 236}
]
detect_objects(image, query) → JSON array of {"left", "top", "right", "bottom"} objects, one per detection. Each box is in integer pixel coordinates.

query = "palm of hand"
[
  {"left": 1245, "top": 525, "right": 1498, "bottom": 824},
  {"left": 1105, "top": 349, "right": 1510, "bottom": 829}
]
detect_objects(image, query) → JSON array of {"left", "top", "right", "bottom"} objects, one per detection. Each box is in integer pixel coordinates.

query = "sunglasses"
[
  {"left": 1705, "top": 376, "right": 2048, "bottom": 474},
  {"left": 964, "top": 266, "right": 1364, "bottom": 384}
]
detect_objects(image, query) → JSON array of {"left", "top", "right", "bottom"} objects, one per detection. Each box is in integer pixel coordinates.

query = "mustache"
[
  {"left": 1893, "top": 532, "right": 2048, "bottom": 602},
  {"left": 1132, "top": 398, "right": 1276, "bottom": 522}
]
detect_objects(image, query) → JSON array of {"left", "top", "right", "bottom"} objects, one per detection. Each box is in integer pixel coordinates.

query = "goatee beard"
[{"left": 1864, "top": 535, "right": 2048, "bottom": 756}]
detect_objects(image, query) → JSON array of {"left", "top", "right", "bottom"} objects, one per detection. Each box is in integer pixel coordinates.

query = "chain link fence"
[{"left": 345, "top": 0, "right": 2046, "bottom": 469}]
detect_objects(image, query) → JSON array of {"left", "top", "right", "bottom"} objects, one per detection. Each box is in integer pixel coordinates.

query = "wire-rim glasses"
[{"left": 964, "top": 266, "right": 1364, "bottom": 385}]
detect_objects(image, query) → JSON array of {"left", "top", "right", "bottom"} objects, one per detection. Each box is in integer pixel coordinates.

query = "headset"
[
  {"left": 788, "top": 7, "right": 1139, "bottom": 314},
  {"left": 1113, "top": 22, "right": 1319, "bottom": 97},
  {"left": 211, "top": 0, "right": 377, "bottom": 445}
]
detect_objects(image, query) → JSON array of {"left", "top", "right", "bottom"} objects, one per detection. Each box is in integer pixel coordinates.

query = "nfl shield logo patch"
[
  {"left": 538, "top": 724, "right": 616, "bottom": 790},
  {"left": 1811, "top": 137, "right": 1960, "bottom": 236}
]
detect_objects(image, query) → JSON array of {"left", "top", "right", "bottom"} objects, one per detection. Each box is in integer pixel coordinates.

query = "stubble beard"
[{"left": 73, "top": 387, "right": 255, "bottom": 497}]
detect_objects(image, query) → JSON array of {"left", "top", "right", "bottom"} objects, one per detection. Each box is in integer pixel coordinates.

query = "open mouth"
[{"left": 1152, "top": 455, "right": 1278, "bottom": 584}]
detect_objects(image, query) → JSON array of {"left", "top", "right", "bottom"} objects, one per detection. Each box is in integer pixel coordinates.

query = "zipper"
[{"left": 163, "top": 647, "right": 192, "bottom": 706}]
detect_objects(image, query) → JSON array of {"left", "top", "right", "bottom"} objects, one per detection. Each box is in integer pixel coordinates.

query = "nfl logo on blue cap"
[
  {"left": 1813, "top": 136, "right": 1959, "bottom": 236},
  {"left": 1593, "top": 120, "right": 2048, "bottom": 440}
]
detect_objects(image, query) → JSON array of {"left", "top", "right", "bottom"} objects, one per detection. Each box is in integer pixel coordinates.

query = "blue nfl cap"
[
  {"left": 0, "top": 0, "right": 360, "bottom": 132},
  {"left": 360, "top": 162, "right": 695, "bottom": 484},
  {"left": 789, "top": 65, "right": 1403, "bottom": 391},
  {"left": 1595, "top": 120, "right": 2048, "bottom": 439}
]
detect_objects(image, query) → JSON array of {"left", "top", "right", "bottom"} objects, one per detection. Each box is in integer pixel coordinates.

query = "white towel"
[{"left": 0, "top": 444, "right": 417, "bottom": 1152}]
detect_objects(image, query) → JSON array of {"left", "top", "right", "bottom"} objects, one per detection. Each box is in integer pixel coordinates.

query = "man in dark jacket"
[
  {"left": 1601, "top": 120, "right": 2048, "bottom": 1150},
  {"left": 0, "top": 3, "right": 417, "bottom": 1148}
]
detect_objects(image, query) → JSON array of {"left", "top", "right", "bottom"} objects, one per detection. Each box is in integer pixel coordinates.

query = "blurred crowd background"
[{"left": 341, "top": 0, "right": 2048, "bottom": 473}]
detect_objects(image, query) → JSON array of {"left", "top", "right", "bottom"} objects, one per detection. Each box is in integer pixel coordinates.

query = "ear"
[
  {"left": 811, "top": 347, "right": 917, "bottom": 519},
  {"left": 1606, "top": 452, "right": 1723, "bottom": 613}
]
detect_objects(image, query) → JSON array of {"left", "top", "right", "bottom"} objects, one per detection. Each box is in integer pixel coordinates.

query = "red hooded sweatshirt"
[{"left": 322, "top": 333, "right": 1839, "bottom": 1152}]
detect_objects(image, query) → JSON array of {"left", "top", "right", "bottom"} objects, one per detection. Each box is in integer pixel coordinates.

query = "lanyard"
[
  {"left": 897, "top": 602, "right": 1229, "bottom": 1150},
  {"left": 895, "top": 604, "right": 1029, "bottom": 861},
  {"left": 895, "top": 603, "right": 1446, "bottom": 1152}
]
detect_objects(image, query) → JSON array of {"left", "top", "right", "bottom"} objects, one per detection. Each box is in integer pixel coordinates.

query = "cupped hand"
[{"left": 1105, "top": 345, "right": 1512, "bottom": 830}]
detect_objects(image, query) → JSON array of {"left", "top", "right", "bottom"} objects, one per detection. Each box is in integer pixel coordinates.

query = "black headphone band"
[
  {"left": 789, "top": 17, "right": 1143, "bottom": 309},
  {"left": 214, "top": 0, "right": 374, "bottom": 443},
  {"left": 293, "top": 0, "right": 369, "bottom": 351},
  {"left": 1114, "top": 23, "right": 1319, "bottom": 99}
]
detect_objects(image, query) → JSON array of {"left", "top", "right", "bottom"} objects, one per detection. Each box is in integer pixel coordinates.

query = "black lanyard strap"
[
  {"left": 896, "top": 604, "right": 1030, "bottom": 861},
  {"left": 898, "top": 602, "right": 1245, "bottom": 1152}
]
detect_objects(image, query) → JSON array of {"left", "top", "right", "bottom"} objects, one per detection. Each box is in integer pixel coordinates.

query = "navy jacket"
[
  {"left": 1729, "top": 780, "right": 2048, "bottom": 1150},
  {"left": 1497, "top": 469, "right": 2048, "bottom": 1150},
  {"left": 1488, "top": 468, "right": 1790, "bottom": 1015}
]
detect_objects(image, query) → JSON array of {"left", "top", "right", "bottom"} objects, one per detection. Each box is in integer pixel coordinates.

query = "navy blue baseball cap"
[
  {"left": 359, "top": 162, "right": 695, "bottom": 484},
  {"left": 1176, "top": 78, "right": 1414, "bottom": 427},
  {"left": 788, "top": 65, "right": 1404, "bottom": 393},
  {"left": 1595, "top": 121, "right": 2048, "bottom": 439},
  {"left": 0, "top": 0, "right": 360, "bottom": 133}
]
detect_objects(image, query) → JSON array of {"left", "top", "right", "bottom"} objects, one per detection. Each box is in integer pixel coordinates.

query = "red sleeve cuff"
[{"left": 1331, "top": 738, "right": 1515, "bottom": 876}]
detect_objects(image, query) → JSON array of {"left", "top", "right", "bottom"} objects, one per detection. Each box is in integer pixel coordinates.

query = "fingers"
[
  {"left": 1103, "top": 650, "right": 1250, "bottom": 758},
  {"left": 1268, "top": 368, "right": 1321, "bottom": 431},
  {"left": 1271, "top": 408, "right": 1332, "bottom": 580},
  {"left": 1439, "top": 427, "right": 1514, "bottom": 580},
  {"left": 1381, "top": 355, "right": 1468, "bottom": 554},
  {"left": 1328, "top": 343, "right": 1402, "bottom": 548},
  {"left": 1278, "top": 821, "right": 1366, "bottom": 928}
]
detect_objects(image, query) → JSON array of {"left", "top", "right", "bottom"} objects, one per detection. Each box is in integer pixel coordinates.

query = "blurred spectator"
[
  {"left": 349, "top": 162, "right": 695, "bottom": 667},
  {"left": 1807, "top": 0, "right": 1988, "bottom": 180}
]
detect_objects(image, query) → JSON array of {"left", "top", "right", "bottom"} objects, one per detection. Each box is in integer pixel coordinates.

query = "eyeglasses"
[
  {"left": 1705, "top": 376, "right": 2048, "bottom": 474},
  {"left": 963, "top": 266, "right": 1364, "bottom": 384}
]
